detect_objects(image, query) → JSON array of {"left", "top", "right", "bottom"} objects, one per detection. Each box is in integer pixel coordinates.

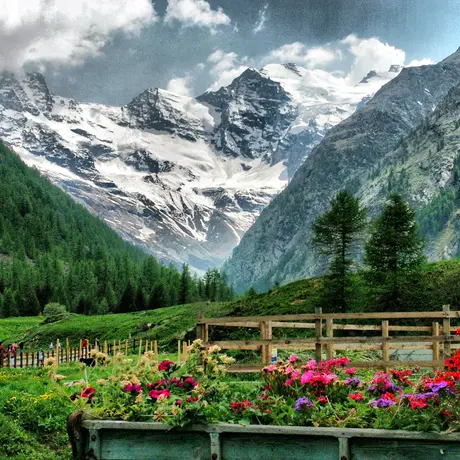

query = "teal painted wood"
[
  {"left": 68, "top": 416, "right": 460, "bottom": 460},
  {"left": 220, "top": 433, "right": 338, "bottom": 460},
  {"left": 352, "top": 439, "right": 460, "bottom": 460},
  {"left": 101, "top": 430, "right": 209, "bottom": 459}
]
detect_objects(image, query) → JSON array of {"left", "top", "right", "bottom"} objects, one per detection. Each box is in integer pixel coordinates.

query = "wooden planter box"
[{"left": 68, "top": 413, "right": 460, "bottom": 460}]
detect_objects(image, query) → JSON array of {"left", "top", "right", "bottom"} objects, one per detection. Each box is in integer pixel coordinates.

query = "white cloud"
[
  {"left": 265, "top": 35, "right": 433, "bottom": 85},
  {"left": 206, "top": 50, "right": 251, "bottom": 90},
  {"left": 167, "top": 76, "right": 192, "bottom": 96},
  {"left": 165, "top": 0, "right": 231, "bottom": 32},
  {"left": 0, "top": 0, "right": 156, "bottom": 71},
  {"left": 267, "top": 42, "right": 337, "bottom": 68},
  {"left": 341, "top": 34, "right": 406, "bottom": 83},
  {"left": 253, "top": 4, "right": 268, "bottom": 35},
  {"left": 407, "top": 58, "right": 435, "bottom": 67}
]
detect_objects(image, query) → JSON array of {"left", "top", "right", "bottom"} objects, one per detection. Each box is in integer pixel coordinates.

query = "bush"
[{"left": 42, "top": 303, "right": 69, "bottom": 324}]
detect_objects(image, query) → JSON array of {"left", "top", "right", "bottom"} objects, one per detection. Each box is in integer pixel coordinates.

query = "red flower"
[
  {"left": 317, "top": 396, "right": 328, "bottom": 404},
  {"left": 148, "top": 389, "right": 171, "bottom": 400},
  {"left": 158, "top": 360, "right": 175, "bottom": 371},
  {"left": 349, "top": 392, "right": 364, "bottom": 401},
  {"left": 123, "top": 383, "right": 143, "bottom": 394},
  {"left": 80, "top": 387, "right": 95, "bottom": 398},
  {"left": 230, "top": 400, "right": 252, "bottom": 414},
  {"left": 187, "top": 396, "right": 199, "bottom": 403},
  {"left": 183, "top": 377, "right": 198, "bottom": 389},
  {"left": 344, "top": 368, "right": 356, "bottom": 375},
  {"left": 456, "top": 328, "right": 460, "bottom": 336},
  {"left": 409, "top": 398, "right": 428, "bottom": 410}
]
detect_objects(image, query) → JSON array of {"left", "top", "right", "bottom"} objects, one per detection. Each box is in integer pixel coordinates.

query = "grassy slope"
[
  {"left": 1, "top": 277, "right": 321, "bottom": 349},
  {"left": 3, "top": 259, "right": 460, "bottom": 350}
]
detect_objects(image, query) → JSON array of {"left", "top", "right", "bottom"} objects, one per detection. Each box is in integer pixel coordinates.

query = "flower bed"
[{"left": 64, "top": 340, "right": 460, "bottom": 434}]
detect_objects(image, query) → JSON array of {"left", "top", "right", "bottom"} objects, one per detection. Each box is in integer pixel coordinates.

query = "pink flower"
[
  {"left": 288, "top": 354, "right": 298, "bottom": 363},
  {"left": 149, "top": 389, "right": 171, "bottom": 400},
  {"left": 80, "top": 387, "right": 95, "bottom": 398},
  {"left": 158, "top": 360, "right": 175, "bottom": 371},
  {"left": 285, "top": 366, "right": 295, "bottom": 375},
  {"left": 301, "top": 370, "right": 314, "bottom": 385},
  {"left": 123, "top": 383, "right": 143, "bottom": 394},
  {"left": 291, "top": 370, "right": 301, "bottom": 380},
  {"left": 345, "top": 368, "right": 356, "bottom": 375},
  {"left": 267, "top": 364, "right": 276, "bottom": 373},
  {"left": 305, "top": 360, "right": 317, "bottom": 370},
  {"left": 285, "top": 378, "right": 294, "bottom": 387}
]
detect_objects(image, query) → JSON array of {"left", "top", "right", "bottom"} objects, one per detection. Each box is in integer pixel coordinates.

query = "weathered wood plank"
[{"left": 198, "top": 311, "right": 458, "bottom": 324}]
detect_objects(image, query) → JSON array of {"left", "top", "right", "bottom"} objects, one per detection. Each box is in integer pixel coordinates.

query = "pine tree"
[
  {"left": 365, "top": 194, "right": 425, "bottom": 310},
  {"left": 179, "top": 263, "right": 191, "bottom": 305},
  {"left": 134, "top": 286, "right": 147, "bottom": 311},
  {"left": 312, "top": 191, "right": 367, "bottom": 312},
  {"left": 149, "top": 281, "right": 168, "bottom": 309},
  {"left": 117, "top": 280, "right": 136, "bottom": 313}
]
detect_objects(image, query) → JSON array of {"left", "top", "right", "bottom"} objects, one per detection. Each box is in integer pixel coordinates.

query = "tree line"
[
  {"left": 312, "top": 191, "right": 425, "bottom": 313},
  {"left": 0, "top": 143, "right": 233, "bottom": 318}
]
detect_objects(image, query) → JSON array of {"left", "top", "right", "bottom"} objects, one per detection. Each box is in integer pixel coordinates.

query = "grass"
[
  {"left": 0, "top": 277, "right": 321, "bottom": 350},
  {"left": 3, "top": 258, "right": 460, "bottom": 352}
]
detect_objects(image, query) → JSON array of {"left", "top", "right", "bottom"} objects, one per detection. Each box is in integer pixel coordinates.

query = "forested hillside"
[{"left": 0, "top": 143, "right": 233, "bottom": 317}]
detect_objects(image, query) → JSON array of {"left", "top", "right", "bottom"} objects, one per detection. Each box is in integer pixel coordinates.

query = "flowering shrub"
[{"left": 68, "top": 342, "right": 460, "bottom": 432}]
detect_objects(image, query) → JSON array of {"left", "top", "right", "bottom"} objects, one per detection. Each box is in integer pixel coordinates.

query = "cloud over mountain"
[{"left": 0, "top": 0, "right": 157, "bottom": 71}]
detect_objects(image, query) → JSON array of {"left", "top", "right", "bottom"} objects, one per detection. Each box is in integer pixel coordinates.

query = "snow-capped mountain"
[
  {"left": 224, "top": 49, "right": 460, "bottom": 292},
  {"left": 0, "top": 64, "right": 398, "bottom": 271}
]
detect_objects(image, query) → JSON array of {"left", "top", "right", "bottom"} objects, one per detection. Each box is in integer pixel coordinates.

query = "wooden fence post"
[
  {"left": 177, "top": 340, "right": 181, "bottom": 364},
  {"left": 196, "top": 313, "right": 205, "bottom": 341},
  {"left": 315, "top": 307, "right": 323, "bottom": 362},
  {"left": 154, "top": 340, "right": 158, "bottom": 364},
  {"left": 138, "top": 339, "right": 143, "bottom": 364},
  {"left": 266, "top": 321, "right": 273, "bottom": 366},
  {"left": 260, "top": 321, "right": 267, "bottom": 366},
  {"left": 443, "top": 305, "right": 452, "bottom": 362},
  {"left": 66, "top": 338, "right": 69, "bottom": 364},
  {"left": 432, "top": 322, "right": 440, "bottom": 370},
  {"left": 326, "top": 318, "right": 334, "bottom": 360},
  {"left": 382, "top": 320, "right": 390, "bottom": 372}
]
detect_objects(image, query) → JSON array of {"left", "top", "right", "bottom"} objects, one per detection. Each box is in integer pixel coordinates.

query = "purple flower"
[
  {"left": 431, "top": 382, "right": 449, "bottom": 393},
  {"left": 345, "top": 377, "right": 362, "bottom": 388},
  {"left": 371, "top": 398, "right": 396, "bottom": 408},
  {"left": 295, "top": 397, "right": 314, "bottom": 411}
]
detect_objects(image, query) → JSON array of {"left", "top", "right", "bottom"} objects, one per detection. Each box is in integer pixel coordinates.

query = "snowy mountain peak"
[
  {"left": 125, "top": 86, "right": 214, "bottom": 141},
  {"left": 0, "top": 62, "right": 401, "bottom": 272},
  {"left": 388, "top": 64, "right": 403, "bottom": 73}
]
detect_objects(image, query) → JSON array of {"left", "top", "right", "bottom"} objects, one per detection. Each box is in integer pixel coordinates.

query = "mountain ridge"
[
  {"left": 0, "top": 63, "right": 397, "bottom": 271},
  {"left": 224, "top": 48, "right": 460, "bottom": 291}
]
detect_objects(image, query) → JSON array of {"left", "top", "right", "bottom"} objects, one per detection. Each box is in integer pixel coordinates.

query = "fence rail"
[
  {"left": 196, "top": 305, "right": 460, "bottom": 373},
  {"left": 0, "top": 338, "right": 191, "bottom": 369}
]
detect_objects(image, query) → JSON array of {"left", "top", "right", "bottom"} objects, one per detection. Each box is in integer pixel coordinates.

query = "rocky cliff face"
[
  {"left": 0, "top": 64, "right": 396, "bottom": 272},
  {"left": 224, "top": 49, "right": 460, "bottom": 291}
]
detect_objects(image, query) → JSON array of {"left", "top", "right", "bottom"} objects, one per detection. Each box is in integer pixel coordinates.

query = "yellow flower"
[{"left": 10, "top": 396, "right": 16, "bottom": 401}]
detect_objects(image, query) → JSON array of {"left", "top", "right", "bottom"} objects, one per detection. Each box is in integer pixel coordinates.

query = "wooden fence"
[
  {"left": 0, "top": 338, "right": 192, "bottom": 369},
  {"left": 196, "top": 306, "right": 460, "bottom": 373}
]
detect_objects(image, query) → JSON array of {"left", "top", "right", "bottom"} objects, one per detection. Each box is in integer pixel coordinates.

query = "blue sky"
[{"left": 2, "top": 1, "right": 459, "bottom": 105}]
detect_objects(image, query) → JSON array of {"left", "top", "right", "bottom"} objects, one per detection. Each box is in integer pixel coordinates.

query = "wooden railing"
[
  {"left": 196, "top": 306, "right": 460, "bottom": 373},
  {"left": 0, "top": 338, "right": 192, "bottom": 369}
]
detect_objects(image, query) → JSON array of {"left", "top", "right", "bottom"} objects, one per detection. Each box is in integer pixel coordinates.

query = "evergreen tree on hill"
[
  {"left": 365, "top": 194, "right": 426, "bottom": 310},
  {"left": 312, "top": 191, "right": 367, "bottom": 313}
]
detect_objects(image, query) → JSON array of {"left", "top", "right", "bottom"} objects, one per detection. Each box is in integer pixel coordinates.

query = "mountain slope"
[
  {"left": 0, "top": 66, "right": 396, "bottom": 271},
  {"left": 0, "top": 143, "right": 188, "bottom": 316},
  {"left": 225, "top": 48, "right": 460, "bottom": 292}
]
